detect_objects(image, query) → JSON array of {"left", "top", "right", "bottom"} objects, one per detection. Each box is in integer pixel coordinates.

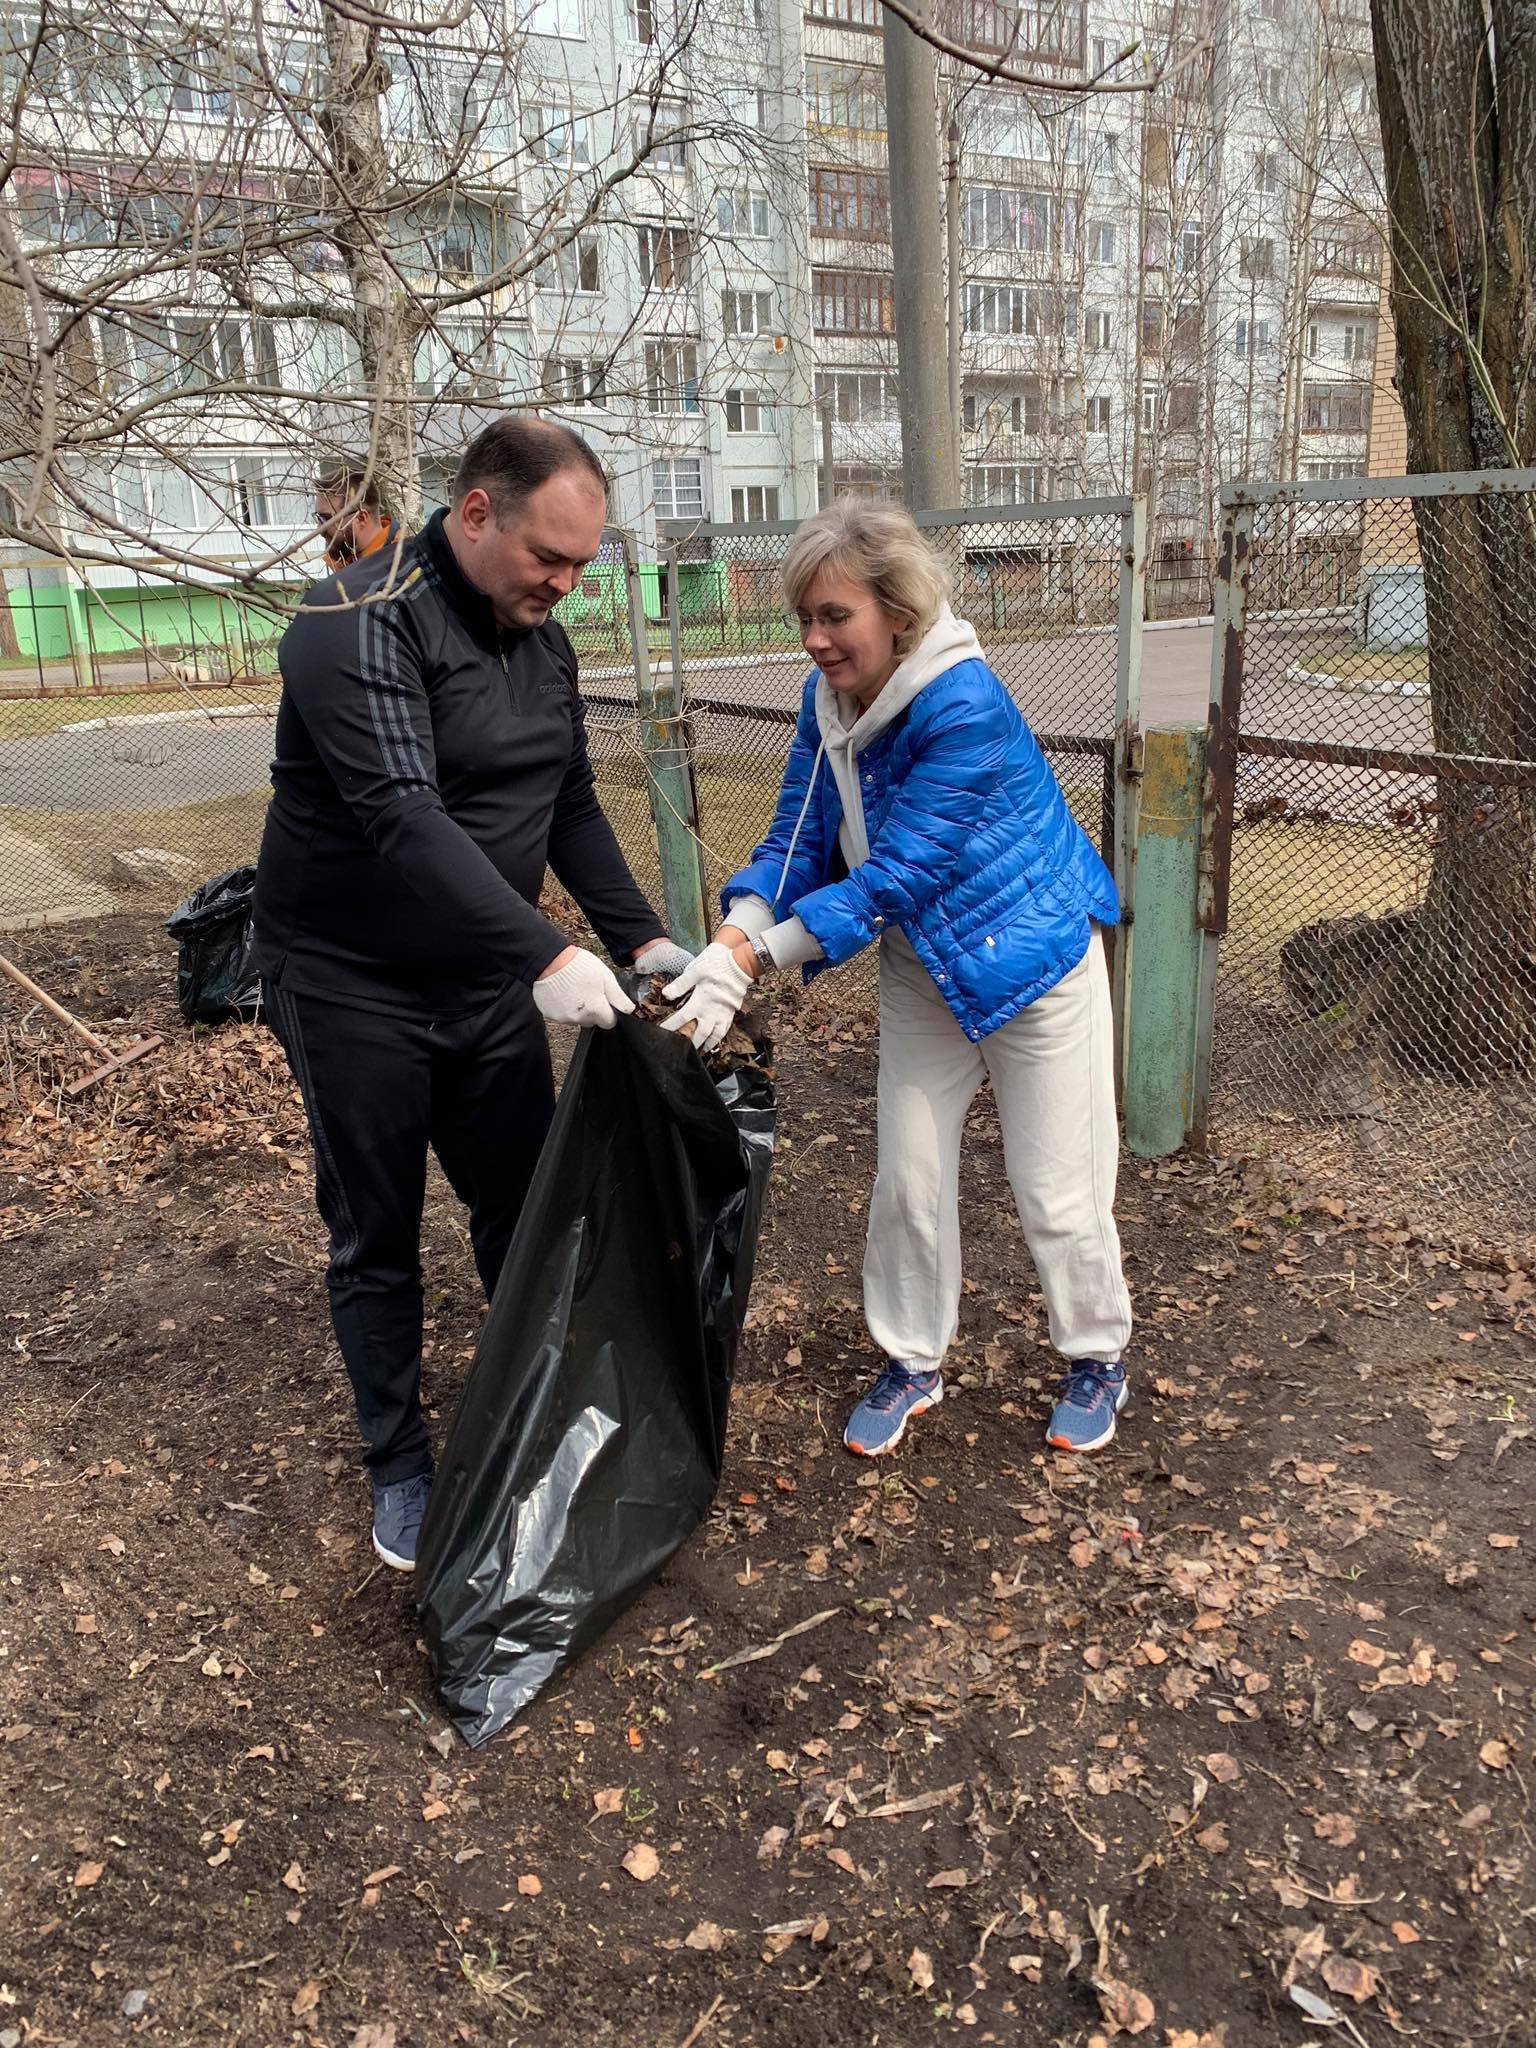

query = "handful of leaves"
[{"left": 632, "top": 972, "right": 774, "bottom": 1077}]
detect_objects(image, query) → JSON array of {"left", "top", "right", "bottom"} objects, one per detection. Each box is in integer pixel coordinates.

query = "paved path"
[{"left": 0, "top": 618, "right": 1432, "bottom": 825}]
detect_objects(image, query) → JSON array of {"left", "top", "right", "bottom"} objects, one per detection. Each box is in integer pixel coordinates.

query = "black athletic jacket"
[{"left": 254, "top": 510, "right": 661, "bottom": 1017}]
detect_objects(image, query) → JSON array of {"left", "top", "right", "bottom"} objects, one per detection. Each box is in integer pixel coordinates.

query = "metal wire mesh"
[
  {"left": 588, "top": 505, "right": 1131, "bottom": 1015},
  {"left": 0, "top": 558, "right": 284, "bottom": 932},
  {"left": 1207, "top": 477, "right": 1536, "bottom": 1230}
]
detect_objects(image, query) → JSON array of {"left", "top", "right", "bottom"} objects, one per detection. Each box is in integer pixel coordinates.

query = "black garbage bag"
[
  {"left": 416, "top": 1015, "right": 775, "bottom": 1748},
  {"left": 165, "top": 867, "right": 261, "bottom": 1025}
]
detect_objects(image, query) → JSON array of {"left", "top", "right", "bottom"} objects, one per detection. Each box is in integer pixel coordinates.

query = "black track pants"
[{"left": 264, "top": 981, "right": 555, "bottom": 1483}]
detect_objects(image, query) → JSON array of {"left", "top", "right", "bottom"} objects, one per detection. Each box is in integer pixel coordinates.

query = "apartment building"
[{"left": 3, "top": 0, "right": 1383, "bottom": 615}]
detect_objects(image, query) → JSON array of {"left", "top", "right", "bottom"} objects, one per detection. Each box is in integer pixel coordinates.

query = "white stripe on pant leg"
[
  {"left": 862, "top": 937, "right": 986, "bottom": 1373},
  {"left": 982, "top": 931, "right": 1133, "bottom": 1363}
]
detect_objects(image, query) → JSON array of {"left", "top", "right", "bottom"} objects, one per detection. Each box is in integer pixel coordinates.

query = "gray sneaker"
[{"left": 372, "top": 1472, "right": 432, "bottom": 1572}]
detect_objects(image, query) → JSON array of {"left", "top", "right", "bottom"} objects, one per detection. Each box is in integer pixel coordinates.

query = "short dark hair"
[
  {"left": 316, "top": 465, "right": 385, "bottom": 514},
  {"left": 451, "top": 415, "right": 607, "bottom": 521}
]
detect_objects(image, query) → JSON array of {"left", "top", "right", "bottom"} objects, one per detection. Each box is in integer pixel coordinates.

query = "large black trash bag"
[
  {"left": 416, "top": 1015, "right": 775, "bottom": 1748},
  {"left": 165, "top": 867, "right": 261, "bottom": 1025}
]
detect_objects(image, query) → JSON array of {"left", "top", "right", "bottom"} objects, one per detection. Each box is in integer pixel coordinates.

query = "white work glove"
[
  {"left": 661, "top": 941, "right": 752, "bottom": 1054},
  {"left": 532, "top": 948, "right": 637, "bottom": 1030},
  {"left": 632, "top": 937, "right": 695, "bottom": 979}
]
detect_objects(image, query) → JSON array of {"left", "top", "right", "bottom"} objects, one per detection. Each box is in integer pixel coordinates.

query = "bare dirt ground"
[{"left": 2, "top": 913, "right": 1533, "bottom": 2048}]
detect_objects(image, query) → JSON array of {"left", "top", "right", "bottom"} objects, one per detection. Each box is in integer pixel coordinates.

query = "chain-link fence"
[
  {"left": 582, "top": 500, "right": 1141, "bottom": 1016},
  {"left": 1201, "top": 471, "right": 1536, "bottom": 1230}
]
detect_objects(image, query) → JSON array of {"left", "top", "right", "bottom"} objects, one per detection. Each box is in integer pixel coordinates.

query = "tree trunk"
[
  {"left": 319, "top": 7, "right": 425, "bottom": 532},
  {"left": 1368, "top": 0, "right": 1536, "bottom": 1074}
]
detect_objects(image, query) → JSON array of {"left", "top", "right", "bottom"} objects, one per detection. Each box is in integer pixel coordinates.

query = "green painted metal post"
[
  {"left": 620, "top": 526, "right": 709, "bottom": 955},
  {"left": 1110, "top": 496, "right": 1146, "bottom": 1093},
  {"left": 1123, "top": 726, "right": 1206, "bottom": 1158}
]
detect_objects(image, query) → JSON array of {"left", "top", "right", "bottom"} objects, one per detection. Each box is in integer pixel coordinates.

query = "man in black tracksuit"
[{"left": 254, "top": 419, "right": 690, "bottom": 1570}]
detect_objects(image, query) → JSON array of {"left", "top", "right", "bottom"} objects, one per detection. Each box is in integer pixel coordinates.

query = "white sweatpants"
[{"left": 862, "top": 928, "right": 1133, "bottom": 1372}]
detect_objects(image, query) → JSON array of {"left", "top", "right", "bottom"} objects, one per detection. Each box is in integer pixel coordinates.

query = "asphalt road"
[{"left": 0, "top": 619, "right": 1434, "bottom": 823}]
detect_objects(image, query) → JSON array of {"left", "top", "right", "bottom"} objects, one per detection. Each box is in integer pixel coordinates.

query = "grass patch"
[
  {"left": 1289, "top": 640, "right": 1429, "bottom": 686},
  {"left": 0, "top": 681, "right": 280, "bottom": 739},
  {"left": 1225, "top": 819, "right": 1427, "bottom": 999}
]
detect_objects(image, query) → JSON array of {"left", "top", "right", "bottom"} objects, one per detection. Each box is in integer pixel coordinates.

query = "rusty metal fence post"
[
  {"left": 618, "top": 526, "right": 709, "bottom": 955},
  {"left": 1192, "top": 501, "right": 1252, "bottom": 1144}
]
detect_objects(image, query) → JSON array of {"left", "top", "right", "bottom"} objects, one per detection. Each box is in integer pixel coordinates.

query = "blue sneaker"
[
  {"left": 843, "top": 1364, "right": 943, "bottom": 1457},
  {"left": 372, "top": 1471, "right": 433, "bottom": 1572},
  {"left": 1047, "top": 1361, "right": 1128, "bottom": 1453}
]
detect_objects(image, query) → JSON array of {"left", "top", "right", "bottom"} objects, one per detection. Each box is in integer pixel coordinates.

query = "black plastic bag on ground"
[
  {"left": 165, "top": 867, "right": 261, "bottom": 1025},
  {"left": 417, "top": 1015, "right": 775, "bottom": 1748}
]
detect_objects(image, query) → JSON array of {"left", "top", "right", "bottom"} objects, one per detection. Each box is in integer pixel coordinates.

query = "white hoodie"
[{"left": 728, "top": 606, "right": 983, "bottom": 967}]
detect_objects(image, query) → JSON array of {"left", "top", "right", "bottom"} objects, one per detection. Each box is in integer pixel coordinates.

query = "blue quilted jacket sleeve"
[
  {"left": 794, "top": 670, "right": 1014, "bottom": 965},
  {"left": 721, "top": 677, "right": 833, "bottom": 918}
]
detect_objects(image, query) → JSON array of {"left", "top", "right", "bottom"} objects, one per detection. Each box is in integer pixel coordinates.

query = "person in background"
[
  {"left": 316, "top": 464, "right": 398, "bottom": 571},
  {"left": 257, "top": 418, "right": 692, "bottom": 1571},
  {"left": 663, "top": 503, "right": 1133, "bottom": 1459}
]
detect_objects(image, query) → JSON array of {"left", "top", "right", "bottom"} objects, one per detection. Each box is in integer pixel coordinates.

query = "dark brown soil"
[{"left": 2, "top": 913, "right": 1533, "bottom": 2048}]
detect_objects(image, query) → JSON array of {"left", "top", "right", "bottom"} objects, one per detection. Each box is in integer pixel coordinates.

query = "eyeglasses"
[{"left": 782, "top": 602, "right": 878, "bottom": 636}]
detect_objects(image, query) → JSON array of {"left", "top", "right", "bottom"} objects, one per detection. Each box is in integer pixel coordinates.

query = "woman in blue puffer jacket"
[{"left": 663, "top": 503, "right": 1133, "bottom": 1458}]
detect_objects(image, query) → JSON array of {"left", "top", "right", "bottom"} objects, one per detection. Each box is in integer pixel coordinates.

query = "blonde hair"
[{"left": 781, "top": 502, "right": 949, "bottom": 654}]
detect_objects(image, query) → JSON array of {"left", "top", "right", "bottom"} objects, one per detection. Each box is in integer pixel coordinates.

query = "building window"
[
  {"left": 964, "top": 186, "right": 1053, "bottom": 253},
  {"left": 723, "top": 288, "right": 775, "bottom": 335},
  {"left": 523, "top": 106, "right": 591, "bottom": 165},
  {"left": 813, "top": 269, "right": 894, "bottom": 334},
  {"left": 543, "top": 355, "right": 606, "bottom": 406},
  {"left": 525, "top": 0, "right": 583, "bottom": 36},
  {"left": 725, "top": 87, "right": 770, "bottom": 130},
  {"left": 962, "top": 283, "right": 1064, "bottom": 336},
  {"left": 644, "top": 338, "right": 700, "bottom": 413},
  {"left": 637, "top": 224, "right": 693, "bottom": 288},
  {"left": 805, "top": 0, "right": 882, "bottom": 24},
  {"left": 1088, "top": 220, "right": 1116, "bottom": 265},
  {"left": 417, "top": 320, "right": 499, "bottom": 398},
  {"left": 648, "top": 98, "right": 689, "bottom": 170},
  {"left": 725, "top": 387, "right": 774, "bottom": 432},
  {"left": 537, "top": 231, "right": 601, "bottom": 292},
  {"left": 809, "top": 166, "right": 890, "bottom": 238},
  {"left": 1140, "top": 299, "right": 1166, "bottom": 355},
  {"left": 966, "top": 464, "right": 1043, "bottom": 507},
  {"left": 814, "top": 367, "right": 899, "bottom": 421},
  {"left": 971, "top": 93, "right": 1052, "bottom": 162},
  {"left": 1167, "top": 381, "right": 1199, "bottom": 432},
  {"left": 1084, "top": 308, "right": 1112, "bottom": 351},
  {"left": 653, "top": 456, "right": 704, "bottom": 519},
  {"left": 1240, "top": 236, "right": 1275, "bottom": 281},
  {"left": 718, "top": 191, "right": 771, "bottom": 238},
  {"left": 1255, "top": 150, "right": 1280, "bottom": 195},
  {"left": 1234, "top": 317, "right": 1272, "bottom": 357},
  {"left": 1342, "top": 320, "right": 1373, "bottom": 362},
  {"left": 965, "top": 382, "right": 1042, "bottom": 437},
  {"left": 1304, "top": 460, "right": 1365, "bottom": 479},
  {"left": 1303, "top": 383, "right": 1368, "bottom": 433},
  {"left": 630, "top": 0, "right": 655, "bottom": 39},
  {"left": 805, "top": 61, "right": 886, "bottom": 133},
  {"left": 1085, "top": 394, "right": 1111, "bottom": 434},
  {"left": 730, "top": 483, "right": 781, "bottom": 522},
  {"left": 1309, "top": 231, "right": 1381, "bottom": 278},
  {"left": 1177, "top": 223, "right": 1202, "bottom": 275}
]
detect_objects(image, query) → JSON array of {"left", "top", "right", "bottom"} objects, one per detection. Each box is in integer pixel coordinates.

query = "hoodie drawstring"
[{"left": 772, "top": 735, "right": 826, "bottom": 912}]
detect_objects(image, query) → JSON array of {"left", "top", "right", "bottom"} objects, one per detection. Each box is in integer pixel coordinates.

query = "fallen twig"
[
  {"left": 677, "top": 1992, "right": 725, "bottom": 2048},
  {"left": 862, "top": 1782, "right": 965, "bottom": 1820},
  {"left": 697, "top": 1606, "right": 840, "bottom": 1679}
]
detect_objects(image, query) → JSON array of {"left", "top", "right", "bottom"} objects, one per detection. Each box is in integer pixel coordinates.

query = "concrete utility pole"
[{"left": 883, "top": 0, "right": 961, "bottom": 511}]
